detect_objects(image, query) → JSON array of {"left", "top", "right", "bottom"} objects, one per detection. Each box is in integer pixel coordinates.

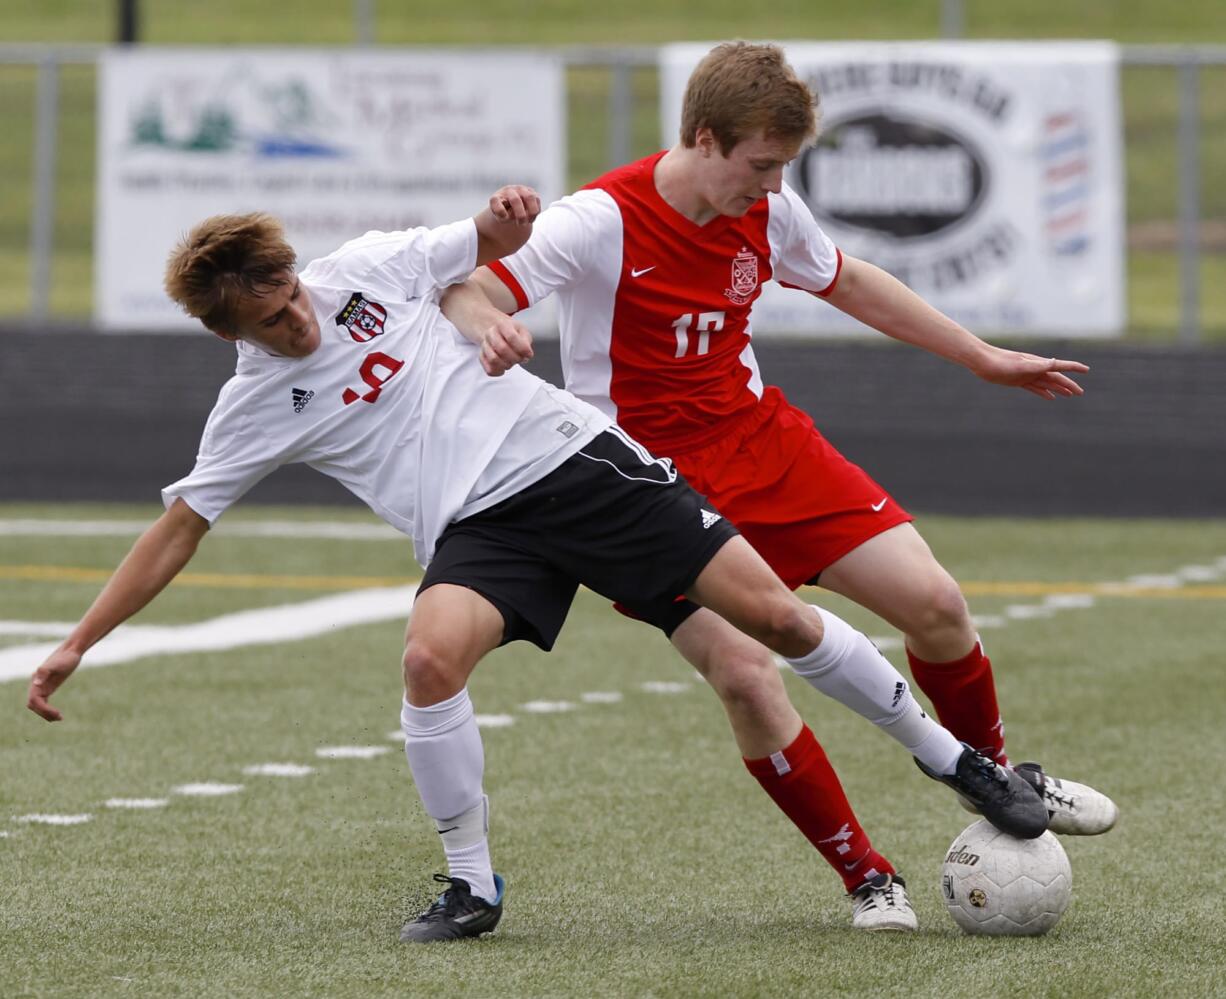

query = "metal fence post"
[
  {"left": 1177, "top": 56, "right": 1202, "bottom": 345},
  {"left": 608, "top": 57, "right": 632, "bottom": 171},
  {"left": 29, "top": 53, "right": 59, "bottom": 319},
  {"left": 354, "top": 0, "right": 375, "bottom": 46},
  {"left": 940, "top": 0, "right": 965, "bottom": 38}
]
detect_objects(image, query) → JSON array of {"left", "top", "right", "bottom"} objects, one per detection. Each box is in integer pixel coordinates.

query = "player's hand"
[
  {"left": 480, "top": 315, "right": 535, "bottom": 376},
  {"left": 489, "top": 185, "right": 540, "bottom": 226},
  {"left": 973, "top": 346, "right": 1088, "bottom": 400},
  {"left": 27, "top": 646, "right": 83, "bottom": 722}
]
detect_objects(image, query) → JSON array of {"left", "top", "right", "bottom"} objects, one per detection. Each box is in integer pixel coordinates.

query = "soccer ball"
[{"left": 941, "top": 819, "right": 1072, "bottom": 936}]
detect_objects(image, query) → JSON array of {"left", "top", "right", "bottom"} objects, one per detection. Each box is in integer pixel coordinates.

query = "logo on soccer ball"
[
  {"left": 941, "top": 874, "right": 955, "bottom": 901},
  {"left": 336, "top": 292, "right": 388, "bottom": 343},
  {"left": 724, "top": 247, "right": 759, "bottom": 305},
  {"left": 944, "top": 844, "right": 981, "bottom": 867},
  {"left": 968, "top": 888, "right": 988, "bottom": 908}
]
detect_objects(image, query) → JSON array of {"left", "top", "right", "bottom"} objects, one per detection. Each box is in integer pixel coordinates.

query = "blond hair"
[
  {"left": 163, "top": 212, "right": 296, "bottom": 332},
  {"left": 679, "top": 42, "right": 819, "bottom": 155}
]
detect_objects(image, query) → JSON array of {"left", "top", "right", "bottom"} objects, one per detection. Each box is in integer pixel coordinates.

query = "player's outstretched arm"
[
  {"left": 440, "top": 271, "right": 534, "bottom": 377},
  {"left": 473, "top": 184, "right": 541, "bottom": 267},
  {"left": 826, "top": 255, "right": 1089, "bottom": 400},
  {"left": 26, "top": 498, "right": 210, "bottom": 721}
]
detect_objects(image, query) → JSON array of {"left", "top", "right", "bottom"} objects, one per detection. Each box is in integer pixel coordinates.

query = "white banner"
[
  {"left": 660, "top": 42, "right": 1125, "bottom": 336},
  {"left": 96, "top": 48, "right": 564, "bottom": 331}
]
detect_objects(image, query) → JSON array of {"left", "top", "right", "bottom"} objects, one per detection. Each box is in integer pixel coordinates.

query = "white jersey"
[{"left": 163, "top": 220, "right": 611, "bottom": 565}]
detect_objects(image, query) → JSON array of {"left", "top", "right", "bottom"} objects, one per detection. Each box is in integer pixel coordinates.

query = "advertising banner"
[
  {"left": 97, "top": 48, "right": 564, "bottom": 330},
  {"left": 660, "top": 42, "right": 1125, "bottom": 336}
]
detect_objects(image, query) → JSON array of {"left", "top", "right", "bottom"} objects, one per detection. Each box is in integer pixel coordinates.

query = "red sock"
[
  {"left": 744, "top": 725, "right": 894, "bottom": 892},
  {"left": 907, "top": 642, "right": 1008, "bottom": 766}
]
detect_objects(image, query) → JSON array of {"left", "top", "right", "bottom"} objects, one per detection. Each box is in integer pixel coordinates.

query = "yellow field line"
[
  {"left": 1, "top": 564, "right": 1224, "bottom": 599},
  {"left": 958, "top": 581, "right": 1226, "bottom": 599}
]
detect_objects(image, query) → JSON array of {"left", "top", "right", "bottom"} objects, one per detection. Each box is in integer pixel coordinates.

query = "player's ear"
[
  {"left": 694, "top": 127, "right": 716, "bottom": 158},
  {"left": 210, "top": 326, "right": 240, "bottom": 344}
]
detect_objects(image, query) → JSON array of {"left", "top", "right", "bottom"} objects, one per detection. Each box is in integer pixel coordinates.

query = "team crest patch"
[
  {"left": 335, "top": 292, "right": 388, "bottom": 343},
  {"left": 724, "top": 247, "right": 759, "bottom": 306}
]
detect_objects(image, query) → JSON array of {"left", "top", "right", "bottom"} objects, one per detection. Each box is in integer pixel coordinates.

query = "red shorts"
[{"left": 668, "top": 386, "right": 912, "bottom": 590}]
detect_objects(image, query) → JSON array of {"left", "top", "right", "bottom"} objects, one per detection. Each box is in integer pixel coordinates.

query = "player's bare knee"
[
  {"left": 401, "top": 641, "right": 464, "bottom": 704},
  {"left": 758, "top": 598, "right": 822, "bottom": 659},
  {"left": 911, "top": 576, "right": 973, "bottom": 643},
  {"left": 705, "top": 644, "right": 782, "bottom": 708}
]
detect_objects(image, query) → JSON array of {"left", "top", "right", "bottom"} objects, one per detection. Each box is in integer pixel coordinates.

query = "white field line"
[
  {"left": 243, "top": 763, "right": 316, "bottom": 777},
  {"left": 315, "top": 746, "right": 390, "bottom": 759},
  {"left": 0, "top": 585, "right": 418, "bottom": 684},
  {"left": 520, "top": 700, "right": 576, "bottom": 713},
  {"left": 15, "top": 813, "right": 92, "bottom": 825},
  {"left": 580, "top": 691, "right": 623, "bottom": 704},
  {"left": 0, "top": 518, "right": 399, "bottom": 541},
  {"left": 172, "top": 783, "right": 243, "bottom": 797},
  {"left": 0, "top": 621, "right": 77, "bottom": 638},
  {"left": 641, "top": 681, "right": 688, "bottom": 694},
  {"left": 475, "top": 714, "right": 516, "bottom": 727},
  {"left": 105, "top": 798, "right": 169, "bottom": 809}
]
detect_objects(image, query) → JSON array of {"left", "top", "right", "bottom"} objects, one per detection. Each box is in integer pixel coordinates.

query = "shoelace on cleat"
[
  {"left": 415, "top": 874, "right": 467, "bottom": 923},
  {"left": 967, "top": 753, "right": 1007, "bottom": 784},
  {"left": 851, "top": 874, "right": 901, "bottom": 910}
]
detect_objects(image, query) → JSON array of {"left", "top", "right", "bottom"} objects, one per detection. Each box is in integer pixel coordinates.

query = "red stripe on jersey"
[
  {"left": 488, "top": 260, "right": 530, "bottom": 312},
  {"left": 819, "top": 248, "right": 843, "bottom": 297},
  {"left": 779, "top": 248, "right": 843, "bottom": 298}
]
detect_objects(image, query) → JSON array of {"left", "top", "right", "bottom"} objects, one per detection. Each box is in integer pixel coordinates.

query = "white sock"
[
  {"left": 786, "top": 606, "right": 963, "bottom": 775},
  {"left": 434, "top": 799, "right": 496, "bottom": 903},
  {"left": 400, "top": 688, "right": 497, "bottom": 902}
]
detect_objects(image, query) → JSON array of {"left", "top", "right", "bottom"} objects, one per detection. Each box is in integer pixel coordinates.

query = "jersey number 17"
[{"left": 671, "top": 311, "right": 725, "bottom": 358}]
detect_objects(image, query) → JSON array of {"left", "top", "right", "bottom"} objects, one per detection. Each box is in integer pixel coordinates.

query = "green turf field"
[
  {"left": 2, "top": 503, "right": 1224, "bottom": 997},
  {"left": 0, "top": 2, "right": 1223, "bottom": 337}
]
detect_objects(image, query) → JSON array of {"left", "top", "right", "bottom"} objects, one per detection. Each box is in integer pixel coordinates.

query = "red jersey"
[{"left": 489, "top": 151, "right": 843, "bottom": 455}]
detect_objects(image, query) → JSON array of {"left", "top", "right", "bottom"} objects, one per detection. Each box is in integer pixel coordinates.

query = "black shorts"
[{"left": 419, "top": 427, "right": 740, "bottom": 650}]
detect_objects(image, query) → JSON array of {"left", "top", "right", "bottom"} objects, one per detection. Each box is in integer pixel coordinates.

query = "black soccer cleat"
[
  {"left": 915, "top": 744, "right": 1049, "bottom": 839},
  {"left": 399, "top": 873, "right": 506, "bottom": 943}
]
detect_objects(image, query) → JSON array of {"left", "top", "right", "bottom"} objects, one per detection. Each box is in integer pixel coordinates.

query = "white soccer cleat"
[
  {"left": 849, "top": 873, "right": 918, "bottom": 932},
  {"left": 957, "top": 762, "right": 1119, "bottom": 835},
  {"left": 1013, "top": 762, "right": 1119, "bottom": 836}
]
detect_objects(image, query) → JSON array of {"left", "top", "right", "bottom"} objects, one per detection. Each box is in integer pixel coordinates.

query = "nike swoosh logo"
[
  {"left": 437, "top": 825, "right": 459, "bottom": 835},
  {"left": 630, "top": 266, "right": 656, "bottom": 278},
  {"left": 871, "top": 498, "right": 888, "bottom": 512}
]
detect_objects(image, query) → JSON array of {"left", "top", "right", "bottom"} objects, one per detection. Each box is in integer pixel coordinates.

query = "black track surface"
[{"left": 3, "top": 328, "right": 1223, "bottom": 518}]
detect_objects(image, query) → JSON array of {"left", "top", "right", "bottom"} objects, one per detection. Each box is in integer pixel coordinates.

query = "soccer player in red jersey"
[{"left": 442, "top": 41, "right": 1118, "bottom": 925}]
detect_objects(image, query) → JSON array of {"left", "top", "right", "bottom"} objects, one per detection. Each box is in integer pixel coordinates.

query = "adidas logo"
[
  {"left": 700, "top": 509, "right": 722, "bottom": 529},
  {"left": 292, "top": 387, "right": 315, "bottom": 413},
  {"left": 891, "top": 681, "right": 906, "bottom": 707}
]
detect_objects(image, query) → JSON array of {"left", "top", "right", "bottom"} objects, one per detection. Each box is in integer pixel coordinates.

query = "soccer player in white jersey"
[
  {"left": 441, "top": 42, "right": 1119, "bottom": 924},
  {"left": 25, "top": 185, "right": 1048, "bottom": 941}
]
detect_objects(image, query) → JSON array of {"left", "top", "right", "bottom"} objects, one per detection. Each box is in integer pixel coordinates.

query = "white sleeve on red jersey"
[
  {"left": 487, "top": 189, "right": 623, "bottom": 309},
  {"left": 767, "top": 184, "right": 844, "bottom": 298},
  {"left": 300, "top": 219, "right": 477, "bottom": 300}
]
